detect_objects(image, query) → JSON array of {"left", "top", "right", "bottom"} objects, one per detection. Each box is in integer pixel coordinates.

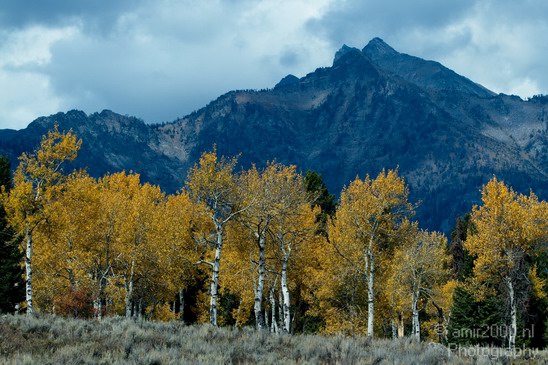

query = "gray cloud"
[
  {"left": 0, "top": 0, "right": 547, "bottom": 130},
  {"left": 310, "top": 0, "right": 548, "bottom": 97},
  {"left": 0, "top": 0, "right": 139, "bottom": 32},
  {"left": 0, "top": 1, "right": 332, "bottom": 128},
  {"left": 308, "top": 0, "right": 477, "bottom": 49}
]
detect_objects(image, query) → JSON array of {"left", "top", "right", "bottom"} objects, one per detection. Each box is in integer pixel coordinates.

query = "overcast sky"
[{"left": 1, "top": 0, "right": 547, "bottom": 130}]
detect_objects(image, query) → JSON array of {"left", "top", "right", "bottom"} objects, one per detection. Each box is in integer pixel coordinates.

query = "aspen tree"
[
  {"left": 391, "top": 230, "right": 451, "bottom": 340},
  {"left": 186, "top": 149, "right": 251, "bottom": 326},
  {"left": 32, "top": 173, "right": 99, "bottom": 313},
  {"left": 385, "top": 256, "right": 410, "bottom": 338},
  {"left": 238, "top": 165, "right": 269, "bottom": 329},
  {"left": 267, "top": 166, "right": 318, "bottom": 333},
  {"left": 3, "top": 125, "right": 81, "bottom": 314},
  {"left": 89, "top": 173, "right": 172, "bottom": 317},
  {"left": 328, "top": 170, "right": 412, "bottom": 337},
  {"left": 92, "top": 173, "right": 131, "bottom": 318},
  {"left": 158, "top": 192, "right": 203, "bottom": 319},
  {"left": 114, "top": 176, "right": 165, "bottom": 317},
  {"left": 465, "top": 177, "right": 548, "bottom": 351},
  {"left": 239, "top": 163, "right": 308, "bottom": 330},
  {"left": 305, "top": 218, "right": 369, "bottom": 334}
]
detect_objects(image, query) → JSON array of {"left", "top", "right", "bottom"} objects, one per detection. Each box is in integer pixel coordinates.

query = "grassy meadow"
[{"left": 0, "top": 314, "right": 546, "bottom": 365}]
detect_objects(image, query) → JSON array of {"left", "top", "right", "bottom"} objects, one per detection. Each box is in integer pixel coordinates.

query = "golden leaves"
[
  {"left": 529, "top": 264, "right": 547, "bottom": 301},
  {"left": 24, "top": 166, "right": 203, "bottom": 314},
  {"left": 186, "top": 148, "right": 239, "bottom": 221},
  {"left": 465, "top": 177, "right": 548, "bottom": 284},
  {"left": 6, "top": 126, "right": 548, "bottom": 334},
  {"left": 314, "top": 170, "right": 415, "bottom": 334},
  {"left": 3, "top": 125, "right": 82, "bottom": 230}
]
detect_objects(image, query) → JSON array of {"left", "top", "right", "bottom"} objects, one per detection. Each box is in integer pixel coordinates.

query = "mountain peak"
[
  {"left": 362, "top": 37, "right": 495, "bottom": 98},
  {"left": 333, "top": 44, "right": 361, "bottom": 64},
  {"left": 274, "top": 74, "right": 300, "bottom": 89},
  {"left": 362, "top": 37, "right": 398, "bottom": 57}
]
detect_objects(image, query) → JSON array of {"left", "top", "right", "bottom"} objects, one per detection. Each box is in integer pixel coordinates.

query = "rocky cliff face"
[{"left": 1, "top": 38, "right": 547, "bottom": 232}]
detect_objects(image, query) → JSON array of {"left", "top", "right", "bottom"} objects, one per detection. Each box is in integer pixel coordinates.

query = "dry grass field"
[{"left": 0, "top": 315, "right": 546, "bottom": 364}]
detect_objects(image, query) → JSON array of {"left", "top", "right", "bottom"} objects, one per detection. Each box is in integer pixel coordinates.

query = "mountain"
[
  {"left": 0, "top": 110, "right": 185, "bottom": 193},
  {"left": 1, "top": 38, "right": 547, "bottom": 232}
]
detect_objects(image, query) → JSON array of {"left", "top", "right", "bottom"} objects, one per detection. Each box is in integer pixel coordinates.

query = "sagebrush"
[{"left": 1, "top": 315, "right": 545, "bottom": 365}]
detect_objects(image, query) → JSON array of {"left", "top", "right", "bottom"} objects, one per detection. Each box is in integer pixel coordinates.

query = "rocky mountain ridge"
[{"left": 1, "top": 38, "right": 546, "bottom": 231}]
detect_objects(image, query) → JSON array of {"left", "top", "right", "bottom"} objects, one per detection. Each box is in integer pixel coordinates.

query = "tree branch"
[{"left": 195, "top": 260, "right": 214, "bottom": 267}]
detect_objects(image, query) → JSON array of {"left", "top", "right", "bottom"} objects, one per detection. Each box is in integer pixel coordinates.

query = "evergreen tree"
[
  {"left": 304, "top": 170, "right": 336, "bottom": 234},
  {"left": 447, "top": 285, "right": 505, "bottom": 347},
  {"left": 304, "top": 170, "right": 336, "bottom": 215},
  {"left": 446, "top": 215, "right": 505, "bottom": 347},
  {"left": 0, "top": 156, "right": 24, "bottom": 313},
  {"left": 448, "top": 214, "right": 474, "bottom": 281}
]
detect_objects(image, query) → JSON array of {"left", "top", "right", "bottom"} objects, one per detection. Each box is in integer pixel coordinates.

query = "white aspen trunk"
[
  {"left": 278, "top": 287, "right": 283, "bottom": 332},
  {"left": 398, "top": 313, "right": 405, "bottom": 338},
  {"left": 366, "top": 234, "right": 375, "bottom": 337},
  {"left": 98, "top": 299, "right": 103, "bottom": 319},
  {"left": 390, "top": 293, "right": 400, "bottom": 339},
  {"left": 137, "top": 298, "right": 143, "bottom": 319},
  {"left": 506, "top": 276, "right": 516, "bottom": 351},
  {"left": 254, "top": 232, "right": 266, "bottom": 330},
  {"left": 264, "top": 308, "right": 269, "bottom": 329},
  {"left": 281, "top": 255, "right": 291, "bottom": 333},
  {"left": 93, "top": 300, "right": 100, "bottom": 319},
  {"left": 444, "top": 310, "right": 451, "bottom": 342},
  {"left": 270, "top": 285, "right": 278, "bottom": 333},
  {"left": 411, "top": 288, "right": 420, "bottom": 340},
  {"left": 25, "top": 224, "right": 33, "bottom": 315},
  {"left": 125, "top": 260, "right": 135, "bottom": 317},
  {"left": 209, "top": 224, "right": 223, "bottom": 327},
  {"left": 179, "top": 289, "right": 185, "bottom": 321},
  {"left": 95, "top": 234, "right": 112, "bottom": 320},
  {"left": 94, "top": 276, "right": 104, "bottom": 320}
]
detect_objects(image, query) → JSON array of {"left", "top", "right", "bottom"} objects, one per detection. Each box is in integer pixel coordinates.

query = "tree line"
[{"left": 1, "top": 126, "right": 547, "bottom": 350}]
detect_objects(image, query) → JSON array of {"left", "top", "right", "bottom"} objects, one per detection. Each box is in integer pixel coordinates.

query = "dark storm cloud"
[
  {"left": 1, "top": 0, "right": 548, "bottom": 130},
  {"left": 0, "top": 0, "right": 139, "bottom": 31}
]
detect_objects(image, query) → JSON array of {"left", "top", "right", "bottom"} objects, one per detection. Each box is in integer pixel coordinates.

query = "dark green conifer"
[{"left": 0, "top": 156, "right": 24, "bottom": 313}]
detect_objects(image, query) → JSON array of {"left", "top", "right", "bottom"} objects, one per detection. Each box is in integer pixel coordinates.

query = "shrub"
[{"left": 53, "top": 288, "right": 94, "bottom": 318}]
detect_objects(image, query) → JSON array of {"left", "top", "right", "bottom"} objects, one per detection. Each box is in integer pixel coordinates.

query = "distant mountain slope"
[
  {"left": 0, "top": 110, "right": 186, "bottom": 193},
  {"left": 1, "top": 38, "right": 546, "bottom": 232}
]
